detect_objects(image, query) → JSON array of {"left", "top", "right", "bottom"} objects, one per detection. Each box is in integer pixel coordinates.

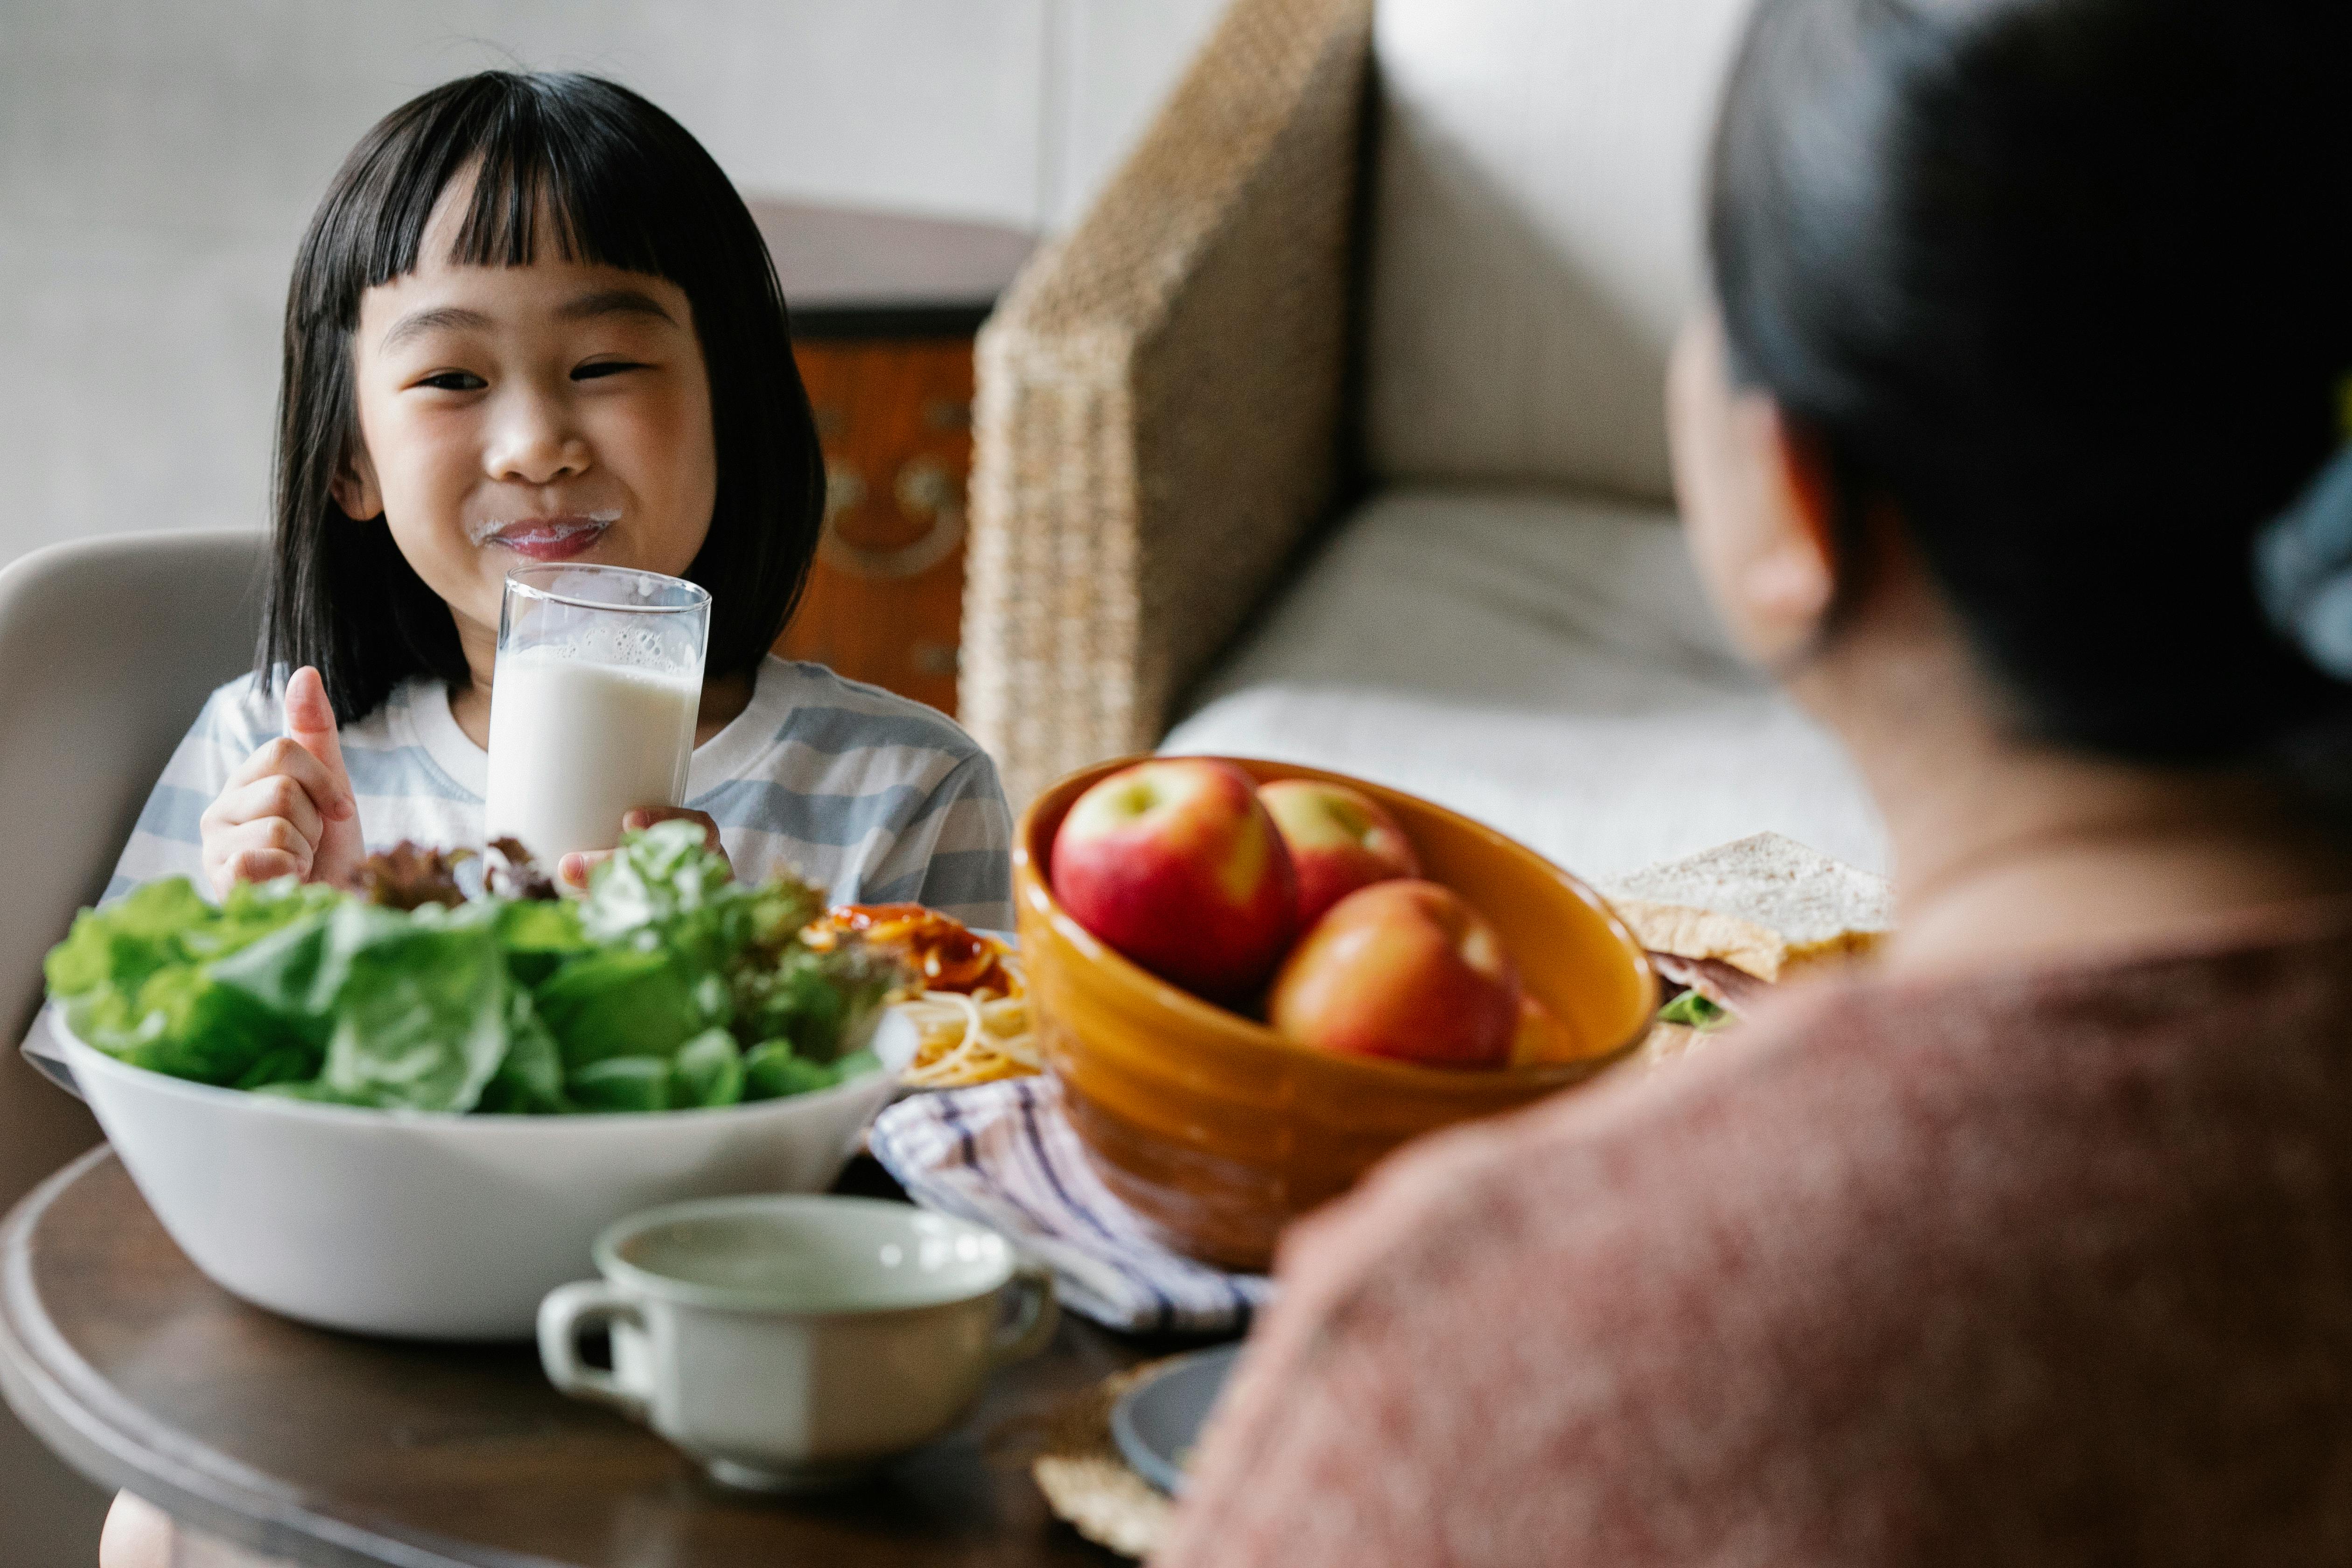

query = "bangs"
[
  {"left": 300, "top": 72, "right": 704, "bottom": 326},
  {"left": 445, "top": 119, "right": 634, "bottom": 275}
]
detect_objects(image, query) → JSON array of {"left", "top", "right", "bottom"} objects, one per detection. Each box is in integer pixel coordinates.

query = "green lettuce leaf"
[
  {"left": 48, "top": 876, "right": 347, "bottom": 1087},
  {"left": 741, "top": 1038, "right": 874, "bottom": 1100},
  {"left": 670, "top": 1028, "right": 746, "bottom": 1109},
  {"left": 189, "top": 877, "right": 346, "bottom": 961},
  {"left": 235, "top": 1038, "right": 325, "bottom": 1091},
  {"left": 567, "top": 1055, "right": 673, "bottom": 1113},
  {"left": 43, "top": 877, "right": 212, "bottom": 1001},
  {"left": 476, "top": 987, "right": 567, "bottom": 1114},
  {"left": 735, "top": 942, "right": 895, "bottom": 1064},
  {"left": 206, "top": 910, "right": 336, "bottom": 1032},
  {"left": 494, "top": 897, "right": 593, "bottom": 987},
  {"left": 531, "top": 947, "right": 723, "bottom": 1069},
  {"left": 579, "top": 819, "right": 745, "bottom": 971},
  {"left": 829, "top": 1047, "right": 880, "bottom": 1084},
  {"left": 312, "top": 902, "right": 511, "bottom": 1112},
  {"left": 45, "top": 826, "right": 899, "bottom": 1117},
  {"left": 1658, "top": 990, "right": 1733, "bottom": 1031},
  {"left": 738, "top": 874, "right": 827, "bottom": 963},
  {"left": 43, "top": 875, "right": 334, "bottom": 1005},
  {"left": 66, "top": 964, "right": 301, "bottom": 1085}
]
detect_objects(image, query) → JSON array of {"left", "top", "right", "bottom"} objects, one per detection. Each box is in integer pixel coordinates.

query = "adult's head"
[{"left": 1673, "top": 0, "right": 2352, "bottom": 786}]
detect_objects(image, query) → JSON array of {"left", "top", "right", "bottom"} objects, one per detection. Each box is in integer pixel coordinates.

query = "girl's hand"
[
  {"left": 557, "top": 806, "right": 729, "bottom": 890},
  {"left": 198, "top": 666, "right": 365, "bottom": 898}
]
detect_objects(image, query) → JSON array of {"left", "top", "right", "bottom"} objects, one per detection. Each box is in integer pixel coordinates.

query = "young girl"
[
  {"left": 97, "top": 70, "right": 1014, "bottom": 1568},
  {"left": 107, "top": 70, "right": 1013, "bottom": 931}
]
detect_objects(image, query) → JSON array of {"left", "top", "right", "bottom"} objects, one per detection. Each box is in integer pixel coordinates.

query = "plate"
[{"left": 1109, "top": 1343, "right": 1240, "bottom": 1496}]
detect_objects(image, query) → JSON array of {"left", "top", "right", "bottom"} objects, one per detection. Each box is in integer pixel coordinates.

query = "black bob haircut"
[
  {"left": 1708, "top": 0, "right": 2352, "bottom": 763},
  {"left": 261, "top": 70, "right": 824, "bottom": 723}
]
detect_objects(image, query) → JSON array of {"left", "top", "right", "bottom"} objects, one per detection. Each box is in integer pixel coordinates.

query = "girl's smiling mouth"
[{"left": 471, "top": 510, "right": 620, "bottom": 561}]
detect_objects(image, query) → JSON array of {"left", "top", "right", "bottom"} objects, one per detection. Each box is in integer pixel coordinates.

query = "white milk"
[{"left": 483, "top": 654, "right": 700, "bottom": 861}]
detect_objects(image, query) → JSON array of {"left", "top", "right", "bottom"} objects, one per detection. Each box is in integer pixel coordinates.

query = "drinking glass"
[{"left": 483, "top": 564, "right": 712, "bottom": 863}]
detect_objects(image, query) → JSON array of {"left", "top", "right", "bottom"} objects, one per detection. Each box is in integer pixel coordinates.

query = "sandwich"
[{"left": 1597, "top": 832, "right": 1893, "bottom": 1061}]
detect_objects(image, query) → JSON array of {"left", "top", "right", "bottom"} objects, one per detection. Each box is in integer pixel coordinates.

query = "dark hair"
[
  {"left": 1708, "top": 0, "right": 2352, "bottom": 763},
  {"left": 263, "top": 71, "right": 823, "bottom": 722}
]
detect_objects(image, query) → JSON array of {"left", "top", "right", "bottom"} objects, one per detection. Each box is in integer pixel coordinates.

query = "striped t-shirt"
[{"left": 110, "top": 656, "right": 1015, "bottom": 930}]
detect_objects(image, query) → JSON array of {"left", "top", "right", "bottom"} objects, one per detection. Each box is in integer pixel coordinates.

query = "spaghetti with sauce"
[{"left": 813, "top": 905, "right": 1040, "bottom": 1088}]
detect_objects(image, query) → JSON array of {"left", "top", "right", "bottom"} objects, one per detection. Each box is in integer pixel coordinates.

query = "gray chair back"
[
  {"left": 0, "top": 528, "right": 266, "bottom": 1554},
  {"left": 0, "top": 529, "right": 267, "bottom": 1048}
]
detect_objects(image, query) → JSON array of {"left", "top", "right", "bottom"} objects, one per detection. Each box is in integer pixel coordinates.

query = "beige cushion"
[
  {"left": 1365, "top": 0, "right": 1757, "bottom": 500},
  {"left": 1163, "top": 487, "right": 1885, "bottom": 880}
]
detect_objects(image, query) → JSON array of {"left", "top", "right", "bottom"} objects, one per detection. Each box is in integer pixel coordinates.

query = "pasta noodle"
[
  {"left": 894, "top": 956, "right": 1042, "bottom": 1088},
  {"left": 812, "top": 905, "right": 1043, "bottom": 1089}
]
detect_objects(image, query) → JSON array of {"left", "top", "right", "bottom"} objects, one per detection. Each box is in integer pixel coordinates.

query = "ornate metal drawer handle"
[{"left": 819, "top": 456, "right": 966, "bottom": 580}]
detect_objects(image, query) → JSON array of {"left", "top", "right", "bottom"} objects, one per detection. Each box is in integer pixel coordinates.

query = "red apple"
[
  {"left": 1257, "top": 778, "right": 1422, "bottom": 926},
  {"left": 1051, "top": 759, "right": 1299, "bottom": 1001},
  {"left": 1267, "top": 880, "right": 1521, "bottom": 1069}
]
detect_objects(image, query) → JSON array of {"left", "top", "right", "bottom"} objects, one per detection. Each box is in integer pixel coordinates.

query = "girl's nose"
[{"left": 483, "top": 389, "right": 590, "bottom": 486}]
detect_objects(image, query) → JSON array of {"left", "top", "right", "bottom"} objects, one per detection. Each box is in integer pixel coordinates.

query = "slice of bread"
[{"left": 1599, "top": 832, "right": 1892, "bottom": 983}]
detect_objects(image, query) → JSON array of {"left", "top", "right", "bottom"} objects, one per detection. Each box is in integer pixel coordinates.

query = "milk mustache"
[{"left": 484, "top": 654, "right": 699, "bottom": 861}]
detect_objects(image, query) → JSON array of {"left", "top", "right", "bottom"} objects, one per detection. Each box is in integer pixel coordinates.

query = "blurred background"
[{"left": 0, "top": 0, "right": 1226, "bottom": 567}]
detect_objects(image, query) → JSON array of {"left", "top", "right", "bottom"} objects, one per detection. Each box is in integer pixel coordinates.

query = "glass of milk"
[{"left": 483, "top": 564, "right": 711, "bottom": 864}]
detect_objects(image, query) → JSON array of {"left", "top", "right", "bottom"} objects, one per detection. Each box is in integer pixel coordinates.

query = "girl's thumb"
[{"left": 284, "top": 666, "right": 357, "bottom": 818}]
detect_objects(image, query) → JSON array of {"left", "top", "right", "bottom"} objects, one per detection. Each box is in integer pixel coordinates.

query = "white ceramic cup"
[{"left": 538, "top": 1195, "right": 1058, "bottom": 1491}]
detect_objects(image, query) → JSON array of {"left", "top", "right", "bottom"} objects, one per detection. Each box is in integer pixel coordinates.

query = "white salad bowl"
[{"left": 51, "top": 1007, "right": 917, "bottom": 1341}]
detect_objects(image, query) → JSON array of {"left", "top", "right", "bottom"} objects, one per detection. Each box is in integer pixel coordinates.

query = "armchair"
[
  {"left": 965, "top": 0, "right": 1884, "bottom": 876},
  {"left": 964, "top": 0, "right": 1370, "bottom": 805}
]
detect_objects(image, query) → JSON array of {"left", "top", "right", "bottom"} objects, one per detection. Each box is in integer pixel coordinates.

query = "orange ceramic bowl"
[{"left": 1015, "top": 756, "right": 1656, "bottom": 1272}]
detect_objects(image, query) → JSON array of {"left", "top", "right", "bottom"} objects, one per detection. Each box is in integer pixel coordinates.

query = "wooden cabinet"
[
  {"left": 748, "top": 201, "right": 1033, "bottom": 718},
  {"left": 784, "top": 338, "right": 974, "bottom": 717}
]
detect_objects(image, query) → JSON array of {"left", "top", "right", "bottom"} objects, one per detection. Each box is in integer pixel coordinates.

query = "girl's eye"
[
  {"left": 416, "top": 371, "right": 486, "bottom": 392},
  {"left": 573, "top": 360, "right": 647, "bottom": 381}
]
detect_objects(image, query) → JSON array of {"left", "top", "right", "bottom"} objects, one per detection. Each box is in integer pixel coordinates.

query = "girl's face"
[{"left": 333, "top": 190, "right": 719, "bottom": 665}]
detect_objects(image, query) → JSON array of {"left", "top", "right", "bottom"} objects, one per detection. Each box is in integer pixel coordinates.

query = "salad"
[{"left": 42, "top": 821, "right": 900, "bottom": 1115}]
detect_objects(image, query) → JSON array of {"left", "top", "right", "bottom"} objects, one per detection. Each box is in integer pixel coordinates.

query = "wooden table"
[{"left": 0, "top": 1148, "right": 1177, "bottom": 1567}]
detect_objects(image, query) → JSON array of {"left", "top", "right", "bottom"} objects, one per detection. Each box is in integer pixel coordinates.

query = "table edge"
[{"left": 0, "top": 1146, "right": 567, "bottom": 1568}]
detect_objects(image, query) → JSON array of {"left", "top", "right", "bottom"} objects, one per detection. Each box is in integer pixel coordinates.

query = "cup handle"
[
  {"left": 538, "top": 1281, "right": 651, "bottom": 1420},
  {"left": 987, "top": 1260, "right": 1060, "bottom": 1368}
]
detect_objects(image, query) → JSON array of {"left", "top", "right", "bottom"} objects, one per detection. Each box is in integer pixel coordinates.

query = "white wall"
[{"left": 0, "top": 0, "right": 1229, "bottom": 568}]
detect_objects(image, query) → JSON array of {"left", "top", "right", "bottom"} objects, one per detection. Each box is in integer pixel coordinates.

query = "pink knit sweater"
[{"left": 1155, "top": 904, "right": 2352, "bottom": 1566}]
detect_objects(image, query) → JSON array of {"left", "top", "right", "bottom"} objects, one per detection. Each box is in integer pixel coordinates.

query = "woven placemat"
[{"left": 1030, "top": 1359, "right": 1180, "bottom": 1559}]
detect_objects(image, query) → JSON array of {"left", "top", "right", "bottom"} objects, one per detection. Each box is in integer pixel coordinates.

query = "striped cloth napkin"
[{"left": 868, "top": 1076, "right": 1271, "bottom": 1336}]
